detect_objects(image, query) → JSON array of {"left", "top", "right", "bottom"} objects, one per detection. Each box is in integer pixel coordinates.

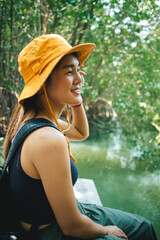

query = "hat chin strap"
[{"left": 43, "top": 84, "right": 77, "bottom": 163}]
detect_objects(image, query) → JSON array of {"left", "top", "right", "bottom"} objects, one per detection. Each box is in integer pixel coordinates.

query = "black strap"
[{"left": 1, "top": 118, "right": 61, "bottom": 232}]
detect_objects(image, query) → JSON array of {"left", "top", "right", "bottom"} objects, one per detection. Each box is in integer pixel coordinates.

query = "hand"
[
  {"left": 79, "top": 64, "right": 86, "bottom": 85},
  {"left": 105, "top": 226, "right": 128, "bottom": 239},
  {"left": 71, "top": 97, "right": 83, "bottom": 108}
]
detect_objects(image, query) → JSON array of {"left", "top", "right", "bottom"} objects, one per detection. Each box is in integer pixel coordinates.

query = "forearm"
[
  {"left": 65, "top": 214, "right": 107, "bottom": 239},
  {"left": 71, "top": 103, "right": 89, "bottom": 140},
  {"left": 65, "top": 213, "right": 128, "bottom": 240}
]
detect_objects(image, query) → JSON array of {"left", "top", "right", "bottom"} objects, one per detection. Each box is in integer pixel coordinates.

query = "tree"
[{"left": 0, "top": 0, "right": 160, "bottom": 139}]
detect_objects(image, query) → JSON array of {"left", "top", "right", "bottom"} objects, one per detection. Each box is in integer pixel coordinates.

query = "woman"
[{"left": 4, "top": 34, "right": 158, "bottom": 240}]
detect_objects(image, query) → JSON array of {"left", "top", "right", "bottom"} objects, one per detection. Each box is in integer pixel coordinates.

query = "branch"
[
  {"left": 9, "top": 0, "right": 13, "bottom": 61},
  {"left": 43, "top": 2, "right": 50, "bottom": 34},
  {"left": 75, "top": 21, "right": 88, "bottom": 45},
  {"left": 152, "top": 122, "right": 160, "bottom": 132},
  {"left": 51, "top": 0, "right": 60, "bottom": 32},
  {"left": 38, "top": 0, "right": 42, "bottom": 34},
  {"left": 75, "top": 0, "right": 99, "bottom": 45},
  {"left": 70, "top": 19, "right": 82, "bottom": 46},
  {"left": 0, "top": 151, "right": 4, "bottom": 160}
]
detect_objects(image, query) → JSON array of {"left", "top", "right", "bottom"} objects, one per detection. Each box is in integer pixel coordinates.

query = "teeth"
[{"left": 72, "top": 89, "right": 80, "bottom": 93}]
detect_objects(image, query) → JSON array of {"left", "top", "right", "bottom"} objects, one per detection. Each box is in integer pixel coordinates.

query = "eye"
[{"left": 66, "top": 70, "right": 72, "bottom": 74}]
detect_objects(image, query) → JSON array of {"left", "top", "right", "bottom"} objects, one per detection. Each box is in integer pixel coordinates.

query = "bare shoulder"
[
  {"left": 23, "top": 126, "right": 68, "bottom": 164},
  {"left": 26, "top": 125, "right": 66, "bottom": 148}
]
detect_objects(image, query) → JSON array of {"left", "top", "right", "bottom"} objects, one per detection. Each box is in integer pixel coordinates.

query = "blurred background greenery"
[
  {"left": 0, "top": 0, "right": 160, "bottom": 141},
  {"left": 0, "top": 0, "right": 160, "bottom": 236}
]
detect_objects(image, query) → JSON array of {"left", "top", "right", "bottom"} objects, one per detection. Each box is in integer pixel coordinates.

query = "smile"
[{"left": 71, "top": 88, "right": 81, "bottom": 95}]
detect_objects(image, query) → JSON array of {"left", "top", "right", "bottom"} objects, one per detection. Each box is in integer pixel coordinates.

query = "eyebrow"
[{"left": 62, "top": 63, "right": 80, "bottom": 69}]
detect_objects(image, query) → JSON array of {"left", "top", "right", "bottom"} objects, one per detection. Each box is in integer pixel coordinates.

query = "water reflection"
[{"left": 71, "top": 132, "right": 160, "bottom": 238}]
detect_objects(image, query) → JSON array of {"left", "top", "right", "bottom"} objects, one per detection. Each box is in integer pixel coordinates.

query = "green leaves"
[{"left": 0, "top": 0, "right": 160, "bottom": 140}]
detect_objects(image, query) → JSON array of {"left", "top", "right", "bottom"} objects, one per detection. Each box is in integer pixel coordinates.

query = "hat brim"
[{"left": 18, "top": 43, "right": 95, "bottom": 104}]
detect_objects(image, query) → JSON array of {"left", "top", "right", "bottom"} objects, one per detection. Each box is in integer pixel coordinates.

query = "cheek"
[
  {"left": 59, "top": 77, "right": 73, "bottom": 90},
  {"left": 46, "top": 75, "right": 73, "bottom": 98},
  {"left": 64, "top": 80, "right": 72, "bottom": 89}
]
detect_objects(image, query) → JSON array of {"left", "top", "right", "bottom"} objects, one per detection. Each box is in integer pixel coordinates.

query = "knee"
[{"left": 141, "top": 218, "right": 156, "bottom": 239}]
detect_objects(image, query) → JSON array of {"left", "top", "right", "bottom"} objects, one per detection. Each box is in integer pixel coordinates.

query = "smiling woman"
[
  {"left": 46, "top": 54, "right": 83, "bottom": 108},
  {"left": 3, "top": 34, "right": 159, "bottom": 240}
]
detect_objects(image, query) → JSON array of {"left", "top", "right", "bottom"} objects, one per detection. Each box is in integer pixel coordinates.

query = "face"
[{"left": 46, "top": 54, "right": 83, "bottom": 106}]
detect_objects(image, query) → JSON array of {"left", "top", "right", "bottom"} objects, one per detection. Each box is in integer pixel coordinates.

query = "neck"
[{"left": 37, "top": 93, "right": 65, "bottom": 123}]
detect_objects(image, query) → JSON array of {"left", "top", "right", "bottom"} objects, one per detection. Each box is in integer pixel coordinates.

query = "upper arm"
[
  {"left": 32, "top": 129, "right": 81, "bottom": 233},
  {"left": 58, "top": 119, "right": 86, "bottom": 141}
]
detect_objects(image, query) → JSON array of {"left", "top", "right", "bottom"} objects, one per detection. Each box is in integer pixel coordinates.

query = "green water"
[
  {"left": 71, "top": 131, "right": 160, "bottom": 238},
  {"left": 1, "top": 131, "right": 159, "bottom": 237}
]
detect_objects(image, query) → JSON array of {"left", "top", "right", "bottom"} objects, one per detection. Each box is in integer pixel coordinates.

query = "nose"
[{"left": 73, "top": 71, "right": 83, "bottom": 85}]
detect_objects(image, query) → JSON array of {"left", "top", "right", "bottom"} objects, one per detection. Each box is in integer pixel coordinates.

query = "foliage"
[{"left": 0, "top": 0, "right": 160, "bottom": 142}]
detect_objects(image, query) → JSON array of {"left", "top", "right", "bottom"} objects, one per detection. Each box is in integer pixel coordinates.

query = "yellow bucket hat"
[{"left": 18, "top": 34, "right": 95, "bottom": 104}]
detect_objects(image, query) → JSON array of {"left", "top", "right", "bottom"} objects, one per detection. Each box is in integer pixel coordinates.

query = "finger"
[
  {"left": 120, "top": 230, "right": 128, "bottom": 239},
  {"left": 113, "top": 233, "right": 127, "bottom": 239},
  {"left": 113, "top": 230, "right": 128, "bottom": 239},
  {"left": 120, "top": 236, "right": 127, "bottom": 239},
  {"left": 81, "top": 75, "right": 85, "bottom": 85},
  {"left": 79, "top": 70, "right": 86, "bottom": 76},
  {"left": 116, "top": 227, "right": 128, "bottom": 239},
  {"left": 119, "top": 233, "right": 128, "bottom": 239}
]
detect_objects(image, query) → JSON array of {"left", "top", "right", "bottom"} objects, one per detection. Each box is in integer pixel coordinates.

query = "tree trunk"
[
  {"left": 52, "top": 0, "right": 60, "bottom": 32},
  {"left": 0, "top": 0, "right": 5, "bottom": 79},
  {"left": 0, "top": 1, "right": 4, "bottom": 52},
  {"left": 70, "top": 20, "right": 82, "bottom": 46},
  {"left": 43, "top": 2, "right": 50, "bottom": 34},
  {"left": 1, "top": 1, "right": 7, "bottom": 79},
  {"left": 38, "top": 0, "right": 42, "bottom": 35},
  {"left": 75, "top": 21, "right": 88, "bottom": 45},
  {"left": 9, "top": 0, "right": 13, "bottom": 62},
  {"left": 69, "top": 0, "right": 87, "bottom": 46},
  {"left": 75, "top": 0, "right": 98, "bottom": 45}
]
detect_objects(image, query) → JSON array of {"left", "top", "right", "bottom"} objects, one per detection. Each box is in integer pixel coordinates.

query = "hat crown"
[
  {"left": 18, "top": 34, "right": 72, "bottom": 82},
  {"left": 18, "top": 34, "right": 95, "bottom": 104}
]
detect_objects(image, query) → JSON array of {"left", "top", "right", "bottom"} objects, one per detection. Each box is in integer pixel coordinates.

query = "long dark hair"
[{"left": 4, "top": 94, "right": 41, "bottom": 160}]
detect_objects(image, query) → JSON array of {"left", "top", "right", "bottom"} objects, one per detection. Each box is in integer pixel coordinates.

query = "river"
[
  {"left": 71, "top": 129, "right": 160, "bottom": 238},
  {"left": 0, "top": 129, "right": 159, "bottom": 238}
]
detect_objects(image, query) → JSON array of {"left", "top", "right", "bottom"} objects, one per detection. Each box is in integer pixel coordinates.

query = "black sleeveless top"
[{"left": 9, "top": 121, "right": 78, "bottom": 225}]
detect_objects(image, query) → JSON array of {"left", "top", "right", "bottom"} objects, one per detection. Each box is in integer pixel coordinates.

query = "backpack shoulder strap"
[{"left": 1, "top": 118, "right": 60, "bottom": 179}]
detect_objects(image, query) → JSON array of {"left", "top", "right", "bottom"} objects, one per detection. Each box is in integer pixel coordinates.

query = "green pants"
[{"left": 38, "top": 200, "right": 159, "bottom": 240}]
